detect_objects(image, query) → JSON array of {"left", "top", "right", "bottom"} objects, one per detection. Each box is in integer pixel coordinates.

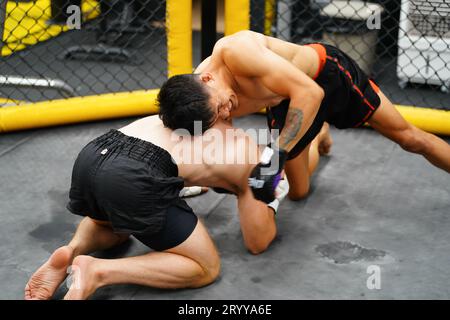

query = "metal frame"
[{"left": 0, "top": 76, "right": 75, "bottom": 98}]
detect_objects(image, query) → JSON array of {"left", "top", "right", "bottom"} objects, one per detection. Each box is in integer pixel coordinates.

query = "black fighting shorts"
[
  {"left": 267, "top": 43, "right": 381, "bottom": 160},
  {"left": 67, "top": 129, "right": 198, "bottom": 251}
]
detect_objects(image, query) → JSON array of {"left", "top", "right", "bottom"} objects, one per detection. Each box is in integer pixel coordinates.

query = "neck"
[
  {"left": 222, "top": 66, "right": 240, "bottom": 93},
  {"left": 208, "top": 65, "right": 239, "bottom": 94},
  {"left": 211, "top": 118, "right": 232, "bottom": 131}
]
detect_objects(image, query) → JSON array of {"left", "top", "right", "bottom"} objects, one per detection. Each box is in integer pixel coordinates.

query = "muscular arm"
[
  {"left": 277, "top": 108, "right": 304, "bottom": 152},
  {"left": 215, "top": 135, "right": 276, "bottom": 254},
  {"left": 221, "top": 31, "right": 324, "bottom": 152},
  {"left": 236, "top": 186, "right": 276, "bottom": 254}
]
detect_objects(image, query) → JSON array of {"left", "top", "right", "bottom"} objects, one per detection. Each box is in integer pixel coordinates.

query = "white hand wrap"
[
  {"left": 267, "top": 179, "right": 289, "bottom": 214},
  {"left": 179, "top": 186, "right": 203, "bottom": 198}
]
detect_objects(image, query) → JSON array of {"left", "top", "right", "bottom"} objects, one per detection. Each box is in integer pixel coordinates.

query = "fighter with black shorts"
[
  {"left": 67, "top": 129, "right": 198, "bottom": 251},
  {"left": 26, "top": 114, "right": 281, "bottom": 300}
]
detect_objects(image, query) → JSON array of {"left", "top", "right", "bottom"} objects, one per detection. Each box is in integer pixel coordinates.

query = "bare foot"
[
  {"left": 64, "top": 255, "right": 100, "bottom": 300},
  {"left": 25, "top": 246, "right": 73, "bottom": 300},
  {"left": 318, "top": 123, "right": 333, "bottom": 156}
]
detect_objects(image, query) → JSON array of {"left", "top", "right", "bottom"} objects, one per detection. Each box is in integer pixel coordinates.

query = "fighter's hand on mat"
[
  {"left": 179, "top": 186, "right": 209, "bottom": 198},
  {"left": 267, "top": 178, "right": 289, "bottom": 214},
  {"left": 248, "top": 146, "right": 288, "bottom": 203}
]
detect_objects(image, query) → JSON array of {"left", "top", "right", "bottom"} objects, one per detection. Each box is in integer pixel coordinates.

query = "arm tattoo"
[{"left": 277, "top": 108, "right": 303, "bottom": 151}]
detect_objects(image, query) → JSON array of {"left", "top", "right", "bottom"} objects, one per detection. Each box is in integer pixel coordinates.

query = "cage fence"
[
  {"left": 0, "top": 0, "right": 167, "bottom": 103},
  {"left": 0, "top": 0, "right": 449, "bottom": 110},
  {"left": 250, "top": 0, "right": 450, "bottom": 110}
]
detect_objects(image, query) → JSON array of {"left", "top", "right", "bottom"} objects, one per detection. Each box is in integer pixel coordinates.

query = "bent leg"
[
  {"left": 285, "top": 123, "right": 332, "bottom": 200},
  {"left": 25, "top": 217, "right": 129, "bottom": 300},
  {"left": 68, "top": 217, "right": 129, "bottom": 258},
  {"left": 285, "top": 144, "right": 311, "bottom": 200},
  {"left": 368, "top": 90, "right": 450, "bottom": 173},
  {"left": 64, "top": 220, "right": 220, "bottom": 300}
]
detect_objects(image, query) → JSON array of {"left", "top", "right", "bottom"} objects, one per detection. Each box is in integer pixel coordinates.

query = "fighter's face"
[
  {"left": 201, "top": 73, "right": 238, "bottom": 122},
  {"left": 208, "top": 86, "right": 234, "bottom": 115}
]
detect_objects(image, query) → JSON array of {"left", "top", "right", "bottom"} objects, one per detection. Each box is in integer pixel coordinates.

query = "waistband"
[
  {"left": 305, "top": 43, "right": 327, "bottom": 80},
  {"left": 93, "top": 129, "right": 179, "bottom": 177},
  {"left": 317, "top": 44, "right": 382, "bottom": 94}
]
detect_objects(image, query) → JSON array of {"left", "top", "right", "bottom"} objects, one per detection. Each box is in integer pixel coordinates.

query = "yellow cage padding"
[
  {"left": 393, "top": 106, "right": 450, "bottom": 135},
  {"left": 166, "top": 0, "right": 192, "bottom": 77},
  {"left": 0, "top": 90, "right": 159, "bottom": 132},
  {"left": 225, "top": 0, "right": 250, "bottom": 36},
  {"left": 0, "top": 90, "right": 449, "bottom": 135},
  {"left": 264, "top": 0, "right": 275, "bottom": 35}
]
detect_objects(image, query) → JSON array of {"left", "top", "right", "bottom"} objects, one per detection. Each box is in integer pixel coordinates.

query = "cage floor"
[{"left": 1, "top": 115, "right": 449, "bottom": 299}]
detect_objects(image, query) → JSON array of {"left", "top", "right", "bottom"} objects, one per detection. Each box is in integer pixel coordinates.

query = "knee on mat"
[
  {"left": 288, "top": 186, "right": 310, "bottom": 201},
  {"left": 193, "top": 257, "right": 221, "bottom": 287}
]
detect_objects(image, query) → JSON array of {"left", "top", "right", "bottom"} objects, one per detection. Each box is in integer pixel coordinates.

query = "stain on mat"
[
  {"left": 315, "top": 241, "right": 386, "bottom": 264},
  {"left": 29, "top": 189, "right": 78, "bottom": 251},
  {"left": 251, "top": 276, "right": 262, "bottom": 283}
]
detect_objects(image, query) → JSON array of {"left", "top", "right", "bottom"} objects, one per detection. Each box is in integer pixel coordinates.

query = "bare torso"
[
  {"left": 195, "top": 31, "right": 320, "bottom": 117},
  {"left": 119, "top": 115, "right": 259, "bottom": 194}
]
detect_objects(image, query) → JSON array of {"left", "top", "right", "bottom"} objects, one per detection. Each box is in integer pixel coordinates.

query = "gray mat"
[{"left": 0, "top": 115, "right": 449, "bottom": 299}]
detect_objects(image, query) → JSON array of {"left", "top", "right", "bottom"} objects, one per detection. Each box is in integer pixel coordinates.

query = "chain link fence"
[
  {"left": 250, "top": 0, "right": 450, "bottom": 109},
  {"left": 0, "top": 0, "right": 167, "bottom": 103},
  {"left": 1, "top": 0, "right": 448, "bottom": 109}
]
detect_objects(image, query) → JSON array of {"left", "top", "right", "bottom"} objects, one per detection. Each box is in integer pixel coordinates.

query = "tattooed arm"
[
  {"left": 220, "top": 31, "right": 324, "bottom": 202},
  {"left": 221, "top": 31, "right": 324, "bottom": 152},
  {"left": 275, "top": 108, "right": 304, "bottom": 152}
]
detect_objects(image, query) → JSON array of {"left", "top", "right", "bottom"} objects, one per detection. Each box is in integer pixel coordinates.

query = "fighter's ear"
[
  {"left": 200, "top": 72, "right": 214, "bottom": 83},
  {"left": 217, "top": 102, "right": 232, "bottom": 120}
]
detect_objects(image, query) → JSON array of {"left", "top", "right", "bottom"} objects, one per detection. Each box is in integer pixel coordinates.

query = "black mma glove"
[{"left": 248, "top": 146, "right": 289, "bottom": 203}]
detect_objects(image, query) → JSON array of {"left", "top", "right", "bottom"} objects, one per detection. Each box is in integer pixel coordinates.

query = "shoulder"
[
  {"left": 213, "top": 32, "right": 269, "bottom": 76},
  {"left": 214, "top": 31, "right": 266, "bottom": 56},
  {"left": 210, "top": 129, "right": 259, "bottom": 194}
]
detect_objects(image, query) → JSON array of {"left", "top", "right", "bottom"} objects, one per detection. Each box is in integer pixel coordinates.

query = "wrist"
[
  {"left": 267, "top": 198, "right": 279, "bottom": 214},
  {"left": 269, "top": 145, "right": 288, "bottom": 174},
  {"left": 259, "top": 146, "right": 275, "bottom": 165},
  {"left": 273, "top": 145, "right": 288, "bottom": 158}
]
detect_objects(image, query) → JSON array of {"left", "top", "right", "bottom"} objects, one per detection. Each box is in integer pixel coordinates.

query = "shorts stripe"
[{"left": 326, "top": 56, "right": 379, "bottom": 126}]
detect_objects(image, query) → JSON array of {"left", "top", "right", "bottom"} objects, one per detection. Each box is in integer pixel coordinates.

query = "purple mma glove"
[{"left": 248, "top": 146, "right": 288, "bottom": 203}]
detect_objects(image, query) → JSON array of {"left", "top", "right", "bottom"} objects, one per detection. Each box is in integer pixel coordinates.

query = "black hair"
[{"left": 157, "top": 74, "right": 215, "bottom": 135}]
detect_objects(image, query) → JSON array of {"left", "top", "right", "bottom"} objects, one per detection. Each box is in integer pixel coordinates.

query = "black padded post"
[
  {"left": 50, "top": 0, "right": 82, "bottom": 25},
  {"left": 250, "top": 0, "right": 265, "bottom": 33},
  {"left": 201, "top": 0, "right": 217, "bottom": 60},
  {"left": 0, "top": 0, "right": 7, "bottom": 51}
]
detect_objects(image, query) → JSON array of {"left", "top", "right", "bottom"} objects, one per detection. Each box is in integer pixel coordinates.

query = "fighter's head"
[{"left": 157, "top": 73, "right": 237, "bottom": 135}]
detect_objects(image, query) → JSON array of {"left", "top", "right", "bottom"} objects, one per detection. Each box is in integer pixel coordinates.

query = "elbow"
[
  {"left": 312, "top": 86, "right": 324, "bottom": 102},
  {"left": 245, "top": 229, "right": 276, "bottom": 255},
  {"left": 295, "top": 86, "right": 323, "bottom": 109},
  {"left": 247, "top": 242, "right": 270, "bottom": 255}
]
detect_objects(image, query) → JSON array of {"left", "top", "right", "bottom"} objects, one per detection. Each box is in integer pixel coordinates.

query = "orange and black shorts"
[{"left": 267, "top": 43, "right": 381, "bottom": 160}]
